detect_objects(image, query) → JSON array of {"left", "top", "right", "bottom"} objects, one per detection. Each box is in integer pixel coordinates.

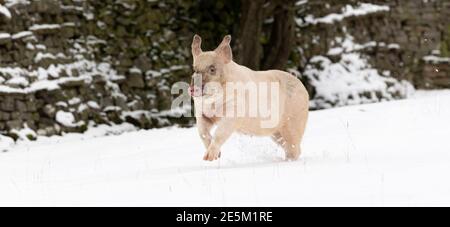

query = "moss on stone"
[{"left": 441, "top": 25, "right": 450, "bottom": 57}]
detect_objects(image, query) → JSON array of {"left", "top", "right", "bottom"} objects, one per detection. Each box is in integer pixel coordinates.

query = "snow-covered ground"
[{"left": 1, "top": 90, "right": 450, "bottom": 207}]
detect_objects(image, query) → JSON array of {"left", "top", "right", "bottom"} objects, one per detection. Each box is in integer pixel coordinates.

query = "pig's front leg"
[
  {"left": 204, "top": 119, "right": 235, "bottom": 161},
  {"left": 197, "top": 116, "right": 213, "bottom": 150}
]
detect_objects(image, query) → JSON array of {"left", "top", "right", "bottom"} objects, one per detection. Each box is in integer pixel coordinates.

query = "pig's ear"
[
  {"left": 215, "top": 35, "right": 232, "bottom": 64},
  {"left": 191, "top": 34, "right": 203, "bottom": 57}
]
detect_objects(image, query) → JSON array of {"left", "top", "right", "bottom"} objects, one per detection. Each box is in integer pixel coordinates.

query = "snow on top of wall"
[
  {"left": 83, "top": 12, "right": 94, "bottom": 20},
  {"left": 304, "top": 35, "right": 414, "bottom": 109},
  {"left": 0, "top": 4, "right": 12, "bottom": 18},
  {"left": 327, "top": 38, "right": 401, "bottom": 56},
  {"left": 34, "top": 52, "right": 67, "bottom": 63},
  {"left": 85, "top": 35, "right": 107, "bottom": 45},
  {"left": 0, "top": 78, "right": 57, "bottom": 94},
  {"left": 29, "top": 24, "right": 61, "bottom": 31},
  {"left": 0, "top": 58, "right": 124, "bottom": 94},
  {"left": 4, "top": 0, "right": 30, "bottom": 8},
  {"left": 387, "top": 44, "right": 400, "bottom": 49},
  {"left": 296, "top": 0, "right": 308, "bottom": 6},
  {"left": 297, "top": 3, "right": 390, "bottom": 26},
  {"left": 6, "top": 77, "right": 29, "bottom": 87},
  {"left": 60, "top": 5, "right": 84, "bottom": 12},
  {"left": 423, "top": 55, "right": 450, "bottom": 64},
  {"left": 129, "top": 67, "right": 142, "bottom": 74},
  {"left": 12, "top": 31, "right": 33, "bottom": 40},
  {"left": 0, "top": 33, "right": 11, "bottom": 40},
  {"left": 67, "top": 97, "right": 81, "bottom": 106},
  {"left": 87, "top": 101, "right": 100, "bottom": 110},
  {"left": 0, "top": 35, "right": 129, "bottom": 95},
  {"left": 116, "top": 0, "right": 137, "bottom": 10},
  {"left": 0, "top": 67, "right": 27, "bottom": 78}
]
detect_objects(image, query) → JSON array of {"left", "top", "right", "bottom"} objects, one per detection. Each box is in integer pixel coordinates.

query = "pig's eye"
[{"left": 209, "top": 65, "right": 216, "bottom": 75}]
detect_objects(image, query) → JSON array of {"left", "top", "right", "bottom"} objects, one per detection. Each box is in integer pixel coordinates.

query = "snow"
[
  {"left": 78, "top": 104, "right": 88, "bottom": 113},
  {"left": 327, "top": 47, "right": 343, "bottom": 56},
  {"left": 296, "top": 0, "right": 308, "bottom": 6},
  {"left": 4, "top": 0, "right": 30, "bottom": 8},
  {"left": 26, "top": 43, "right": 35, "bottom": 50},
  {"left": 56, "top": 101, "right": 68, "bottom": 108},
  {"left": 146, "top": 70, "right": 162, "bottom": 78},
  {"left": 9, "top": 124, "right": 37, "bottom": 141},
  {"left": 83, "top": 12, "right": 94, "bottom": 20},
  {"left": 27, "top": 80, "right": 60, "bottom": 92},
  {"left": 5, "top": 77, "right": 29, "bottom": 87},
  {"left": 0, "top": 135, "right": 14, "bottom": 152},
  {"left": 56, "top": 111, "right": 76, "bottom": 127},
  {"left": 305, "top": 53, "right": 411, "bottom": 108},
  {"left": 305, "top": 35, "right": 414, "bottom": 109},
  {"left": 297, "top": 3, "right": 390, "bottom": 26},
  {"left": 68, "top": 97, "right": 81, "bottom": 106},
  {"left": 0, "top": 78, "right": 59, "bottom": 94},
  {"left": 0, "top": 67, "right": 27, "bottom": 78},
  {"left": 11, "top": 31, "right": 33, "bottom": 40},
  {"left": 55, "top": 111, "right": 84, "bottom": 128},
  {"left": 35, "top": 44, "right": 46, "bottom": 50},
  {"left": 104, "top": 106, "right": 122, "bottom": 112},
  {"left": 387, "top": 44, "right": 400, "bottom": 50},
  {"left": 34, "top": 52, "right": 57, "bottom": 63},
  {"left": 0, "top": 57, "right": 125, "bottom": 94},
  {"left": 34, "top": 53, "right": 67, "bottom": 64},
  {"left": 62, "top": 22, "right": 76, "bottom": 27},
  {"left": 423, "top": 55, "right": 450, "bottom": 64},
  {"left": 0, "top": 90, "right": 450, "bottom": 206},
  {"left": 129, "top": 67, "right": 142, "bottom": 74},
  {"left": 60, "top": 5, "right": 83, "bottom": 12},
  {"left": 87, "top": 101, "right": 100, "bottom": 110},
  {"left": 0, "top": 4, "right": 11, "bottom": 19},
  {"left": 29, "top": 24, "right": 61, "bottom": 31},
  {"left": 0, "top": 33, "right": 11, "bottom": 40},
  {"left": 85, "top": 35, "right": 107, "bottom": 45},
  {"left": 116, "top": 1, "right": 137, "bottom": 10}
]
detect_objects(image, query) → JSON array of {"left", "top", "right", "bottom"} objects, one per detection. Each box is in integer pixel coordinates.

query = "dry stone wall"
[{"left": 0, "top": 0, "right": 194, "bottom": 140}]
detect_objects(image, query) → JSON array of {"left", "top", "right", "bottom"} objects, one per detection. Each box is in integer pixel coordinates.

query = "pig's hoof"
[
  {"left": 203, "top": 151, "right": 220, "bottom": 161},
  {"left": 203, "top": 153, "right": 213, "bottom": 161},
  {"left": 286, "top": 155, "right": 300, "bottom": 161}
]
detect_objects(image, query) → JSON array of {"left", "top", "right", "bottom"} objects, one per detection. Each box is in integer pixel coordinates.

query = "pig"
[{"left": 190, "top": 35, "right": 309, "bottom": 161}]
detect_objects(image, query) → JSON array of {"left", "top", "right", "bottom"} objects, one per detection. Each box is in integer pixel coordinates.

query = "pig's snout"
[{"left": 190, "top": 73, "right": 204, "bottom": 97}]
